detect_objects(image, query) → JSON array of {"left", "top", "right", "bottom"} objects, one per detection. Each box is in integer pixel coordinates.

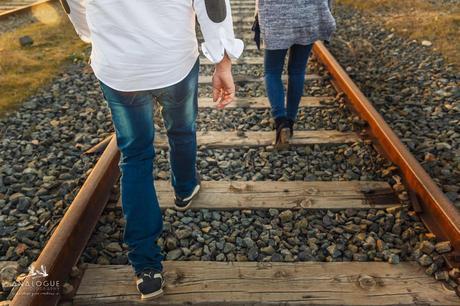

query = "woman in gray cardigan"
[{"left": 255, "top": 0, "right": 336, "bottom": 145}]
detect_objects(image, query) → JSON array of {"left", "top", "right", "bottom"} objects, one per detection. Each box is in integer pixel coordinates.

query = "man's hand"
[{"left": 212, "top": 54, "right": 235, "bottom": 109}]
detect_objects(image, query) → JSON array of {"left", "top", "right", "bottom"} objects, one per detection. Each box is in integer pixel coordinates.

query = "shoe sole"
[
  {"left": 175, "top": 184, "right": 201, "bottom": 211},
  {"left": 275, "top": 128, "right": 290, "bottom": 149},
  {"left": 141, "top": 288, "right": 164, "bottom": 300}
]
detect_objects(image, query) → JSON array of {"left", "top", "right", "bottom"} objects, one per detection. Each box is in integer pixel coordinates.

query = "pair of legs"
[
  {"left": 99, "top": 59, "right": 200, "bottom": 275},
  {"left": 264, "top": 44, "right": 313, "bottom": 122}
]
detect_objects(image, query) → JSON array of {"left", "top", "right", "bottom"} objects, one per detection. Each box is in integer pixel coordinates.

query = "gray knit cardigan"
[{"left": 257, "top": 0, "right": 336, "bottom": 50}]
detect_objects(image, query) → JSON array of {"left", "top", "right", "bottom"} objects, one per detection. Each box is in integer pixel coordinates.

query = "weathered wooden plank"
[
  {"left": 233, "top": 2, "right": 256, "bottom": 4},
  {"left": 116, "top": 180, "right": 398, "bottom": 209},
  {"left": 233, "top": 16, "right": 260, "bottom": 23},
  {"left": 231, "top": 12, "right": 255, "bottom": 17},
  {"left": 198, "top": 74, "right": 324, "bottom": 84},
  {"left": 233, "top": 24, "right": 265, "bottom": 31},
  {"left": 156, "top": 180, "right": 397, "bottom": 209},
  {"left": 200, "top": 57, "right": 318, "bottom": 66},
  {"left": 231, "top": 6, "right": 255, "bottom": 10},
  {"left": 199, "top": 96, "right": 335, "bottom": 108},
  {"left": 74, "top": 262, "right": 459, "bottom": 306},
  {"left": 239, "top": 44, "right": 259, "bottom": 51},
  {"left": 230, "top": 0, "right": 255, "bottom": 2},
  {"left": 155, "top": 130, "right": 359, "bottom": 149}
]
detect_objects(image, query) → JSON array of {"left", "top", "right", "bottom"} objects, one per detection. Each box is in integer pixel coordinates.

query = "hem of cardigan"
[{"left": 262, "top": 35, "right": 333, "bottom": 50}]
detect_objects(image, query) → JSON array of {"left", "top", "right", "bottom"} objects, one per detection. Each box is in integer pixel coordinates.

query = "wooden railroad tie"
[
  {"left": 198, "top": 74, "right": 324, "bottom": 84},
  {"left": 200, "top": 57, "right": 317, "bottom": 66},
  {"left": 74, "top": 262, "right": 459, "bottom": 305},
  {"left": 114, "top": 180, "right": 399, "bottom": 210},
  {"left": 154, "top": 130, "right": 360, "bottom": 149},
  {"left": 198, "top": 96, "right": 336, "bottom": 108}
]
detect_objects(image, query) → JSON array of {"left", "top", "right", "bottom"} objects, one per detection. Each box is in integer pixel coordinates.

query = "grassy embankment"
[
  {"left": 336, "top": 0, "right": 460, "bottom": 68},
  {"left": 0, "top": 3, "right": 88, "bottom": 115}
]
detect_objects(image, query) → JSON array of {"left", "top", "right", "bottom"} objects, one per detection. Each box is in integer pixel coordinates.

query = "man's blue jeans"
[
  {"left": 99, "top": 59, "right": 199, "bottom": 274},
  {"left": 264, "top": 44, "right": 313, "bottom": 121}
]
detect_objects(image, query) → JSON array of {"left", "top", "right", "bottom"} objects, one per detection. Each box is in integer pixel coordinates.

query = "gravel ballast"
[
  {"left": 328, "top": 4, "right": 459, "bottom": 209},
  {"left": 1, "top": 3, "right": 459, "bottom": 301}
]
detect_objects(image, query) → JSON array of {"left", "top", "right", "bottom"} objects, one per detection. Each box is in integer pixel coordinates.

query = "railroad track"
[
  {"left": 7, "top": 0, "right": 460, "bottom": 305},
  {"left": 0, "top": 0, "right": 54, "bottom": 20}
]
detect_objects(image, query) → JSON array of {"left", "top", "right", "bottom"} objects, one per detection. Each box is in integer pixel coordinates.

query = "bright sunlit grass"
[
  {"left": 0, "top": 4, "right": 88, "bottom": 115},
  {"left": 31, "top": 3, "right": 61, "bottom": 25}
]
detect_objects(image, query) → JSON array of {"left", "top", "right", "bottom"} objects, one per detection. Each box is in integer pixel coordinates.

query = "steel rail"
[
  {"left": 0, "top": 0, "right": 56, "bottom": 21},
  {"left": 313, "top": 41, "right": 460, "bottom": 268},
  {"left": 10, "top": 137, "right": 120, "bottom": 306}
]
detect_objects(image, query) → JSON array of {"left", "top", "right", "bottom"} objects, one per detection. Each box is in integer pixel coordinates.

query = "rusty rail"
[
  {"left": 10, "top": 137, "right": 120, "bottom": 306},
  {"left": 313, "top": 41, "right": 460, "bottom": 268},
  {"left": 0, "top": 0, "right": 56, "bottom": 21}
]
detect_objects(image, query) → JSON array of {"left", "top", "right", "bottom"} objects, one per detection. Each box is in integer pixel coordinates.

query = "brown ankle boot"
[{"left": 274, "top": 117, "right": 290, "bottom": 147}]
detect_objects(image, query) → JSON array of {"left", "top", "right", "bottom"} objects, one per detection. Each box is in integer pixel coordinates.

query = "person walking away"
[
  {"left": 255, "top": 0, "right": 335, "bottom": 146},
  {"left": 60, "top": 0, "right": 243, "bottom": 300}
]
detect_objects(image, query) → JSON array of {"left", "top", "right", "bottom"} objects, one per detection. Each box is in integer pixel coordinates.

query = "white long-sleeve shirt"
[{"left": 61, "top": 0, "right": 244, "bottom": 91}]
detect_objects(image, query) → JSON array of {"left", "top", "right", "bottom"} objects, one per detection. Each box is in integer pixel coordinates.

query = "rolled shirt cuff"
[{"left": 201, "top": 38, "right": 244, "bottom": 63}]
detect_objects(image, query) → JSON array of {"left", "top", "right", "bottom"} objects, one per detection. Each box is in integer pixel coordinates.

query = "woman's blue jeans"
[
  {"left": 99, "top": 59, "right": 199, "bottom": 274},
  {"left": 264, "top": 44, "right": 313, "bottom": 121}
]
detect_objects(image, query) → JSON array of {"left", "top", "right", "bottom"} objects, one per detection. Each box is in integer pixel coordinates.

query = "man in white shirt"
[{"left": 61, "top": 0, "right": 243, "bottom": 300}]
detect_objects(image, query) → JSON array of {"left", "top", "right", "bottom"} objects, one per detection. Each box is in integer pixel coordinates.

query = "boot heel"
[
  {"left": 275, "top": 127, "right": 290, "bottom": 149},
  {"left": 280, "top": 127, "right": 290, "bottom": 144},
  {"left": 274, "top": 117, "right": 290, "bottom": 149}
]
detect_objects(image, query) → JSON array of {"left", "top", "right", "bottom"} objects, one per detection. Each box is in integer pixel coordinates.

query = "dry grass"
[
  {"left": 0, "top": 4, "right": 88, "bottom": 115},
  {"left": 336, "top": 0, "right": 460, "bottom": 68}
]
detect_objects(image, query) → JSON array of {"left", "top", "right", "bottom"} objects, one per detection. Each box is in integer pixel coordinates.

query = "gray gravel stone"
[
  {"left": 19, "top": 36, "right": 33, "bottom": 47},
  {"left": 96, "top": 256, "right": 110, "bottom": 265},
  {"left": 388, "top": 254, "right": 400, "bottom": 264},
  {"left": 165, "top": 236, "right": 178, "bottom": 251},
  {"left": 327, "top": 244, "right": 342, "bottom": 258},
  {"left": 418, "top": 254, "right": 434, "bottom": 267},
  {"left": 434, "top": 271, "right": 449, "bottom": 281},
  {"left": 434, "top": 241, "right": 452, "bottom": 254},
  {"left": 166, "top": 249, "right": 182, "bottom": 260},
  {"left": 419, "top": 241, "right": 435, "bottom": 254},
  {"left": 176, "top": 228, "right": 192, "bottom": 240},
  {"left": 105, "top": 242, "right": 122, "bottom": 253},
  {"left": 261, "top": 245, "right": 275, "bottom": 255},
  {"left": 247, "top": 248, "right": 259, "bottom": 261},
  {"left": 279, "top": 210, "right": 293, "bottom": 223}
]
